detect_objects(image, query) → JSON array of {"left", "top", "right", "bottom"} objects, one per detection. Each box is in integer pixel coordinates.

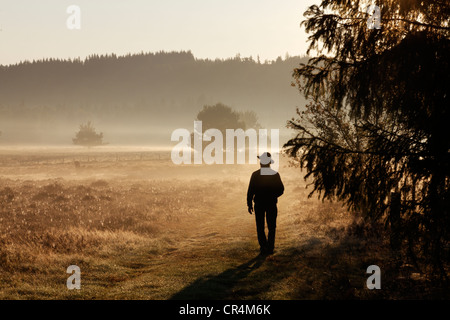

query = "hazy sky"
[{"left": 0, "top": 0, "right": 319, "bottom": 66}]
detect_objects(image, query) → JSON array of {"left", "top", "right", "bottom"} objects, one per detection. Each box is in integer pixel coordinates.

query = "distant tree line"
[{"left": 0, "top": 51, "right": 305, "bottom": 108}]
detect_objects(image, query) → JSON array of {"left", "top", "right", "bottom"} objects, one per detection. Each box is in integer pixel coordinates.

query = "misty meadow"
[{"left": 0, "top": 0, "right": 448, "bottom": 302}]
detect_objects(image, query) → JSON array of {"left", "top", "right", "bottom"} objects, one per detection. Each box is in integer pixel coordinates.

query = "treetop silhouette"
[{"left": 73, "top": 121, "right": 106, "bottom": 148}]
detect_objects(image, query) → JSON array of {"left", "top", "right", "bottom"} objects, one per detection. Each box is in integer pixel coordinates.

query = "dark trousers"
[{"left": 254, "top": 202, "right": 278, "bottom": 252}]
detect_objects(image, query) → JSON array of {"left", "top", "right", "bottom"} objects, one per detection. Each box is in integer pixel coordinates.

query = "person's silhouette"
[{"left": 247, "top": 152, "right": 284, "bottom": 255}]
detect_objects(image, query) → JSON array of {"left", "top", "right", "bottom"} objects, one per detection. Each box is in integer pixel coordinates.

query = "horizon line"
[{"left": 1, "top": 50, "right": 309, "bottom": 68}]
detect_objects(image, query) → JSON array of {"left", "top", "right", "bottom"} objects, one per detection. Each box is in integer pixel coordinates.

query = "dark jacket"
[{"left": 247, "top": 168, "right": 284, "bottom": 207}]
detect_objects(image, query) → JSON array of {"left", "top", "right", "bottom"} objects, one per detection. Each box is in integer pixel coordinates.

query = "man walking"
[{"left": 247, "top": 152, "right": 284, "bottom": 255}]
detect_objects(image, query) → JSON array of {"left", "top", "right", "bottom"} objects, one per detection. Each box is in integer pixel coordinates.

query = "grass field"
[{"left": 0, "top": 147, "right": 446, "bottom": 299}]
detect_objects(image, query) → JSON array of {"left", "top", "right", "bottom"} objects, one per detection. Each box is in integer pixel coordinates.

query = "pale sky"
[{"left": 0, "top": 0, "right": 319, "bottom": 65}]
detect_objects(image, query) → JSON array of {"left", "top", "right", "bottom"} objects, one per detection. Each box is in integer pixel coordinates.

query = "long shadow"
[
  {"left": 170, "top": 255, "right": 267, "bottom": 300},
  {"left": 170, "top": 231, "right": 448, "bottom": 300}
]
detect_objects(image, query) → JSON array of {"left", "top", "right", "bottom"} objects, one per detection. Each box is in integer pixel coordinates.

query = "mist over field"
[
  {"left": 0, "top": 51, "right": 306, "bottom": 146},
  {"left": 0, "top": 52, "right": 332, "bottom": 300}
]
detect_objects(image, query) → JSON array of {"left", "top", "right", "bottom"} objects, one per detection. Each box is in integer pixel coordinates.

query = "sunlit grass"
[{"left": 0, "top": 150, "right": 446, "bottom": 299}]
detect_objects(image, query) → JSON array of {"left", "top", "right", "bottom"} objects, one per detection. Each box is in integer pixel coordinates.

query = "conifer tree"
[{"left": 285, "top": 0, "right": 449, "bottom": 276}]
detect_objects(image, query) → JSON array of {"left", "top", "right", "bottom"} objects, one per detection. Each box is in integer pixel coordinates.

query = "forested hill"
[{"left": 0, "top": 51, "right": 307, "bottom": 145}]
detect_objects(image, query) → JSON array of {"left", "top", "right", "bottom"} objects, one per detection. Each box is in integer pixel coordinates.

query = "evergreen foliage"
[{"left": 284, "top": 0, "right": 449, "bottom": 277}]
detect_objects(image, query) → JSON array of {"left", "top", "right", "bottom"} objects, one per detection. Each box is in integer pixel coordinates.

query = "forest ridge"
[{"left": 0, "top": 51, "right": 307, "bottom": 145}]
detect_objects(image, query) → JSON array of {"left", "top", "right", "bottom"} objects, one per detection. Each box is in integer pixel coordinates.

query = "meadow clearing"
[{"left": 0, "top": 147, "right": 443, "bottom": 299}]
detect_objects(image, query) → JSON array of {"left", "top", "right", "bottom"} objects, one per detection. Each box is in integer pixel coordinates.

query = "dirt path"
[
  {"left": 101, "top": 187, "right": 259, "bottom": 299},
  {"left": 100, "top": 170, "right": 323, "bottom": 300}
]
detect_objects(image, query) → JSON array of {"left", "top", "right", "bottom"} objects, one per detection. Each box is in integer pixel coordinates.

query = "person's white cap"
[{"left": 257, "top": 152, "right": 274, "bottom": 165}]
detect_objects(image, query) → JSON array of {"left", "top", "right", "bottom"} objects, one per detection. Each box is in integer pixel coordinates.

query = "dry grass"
[
  {"left": 0, "top": 148, "right": 446, "bottom": 300},
  {"left": 0, "top": 172, "right": 217, "bottom": 299}
]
